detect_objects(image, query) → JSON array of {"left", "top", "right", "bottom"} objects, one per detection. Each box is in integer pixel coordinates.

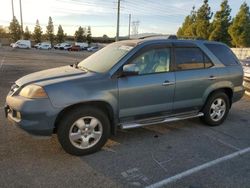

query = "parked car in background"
[
  {"left": 38, "top": 43, "right": 52, "bottom": 50},
  {"left": 58, "top": 43, "right": 71, "bottom": 50},
  {"left": 12, "top": 40, "right": 31, "bottom": 49},
  {"left": 69, "top": 45, "right": 81, "bottom": 51},
  {"left": 34, "top": 42, "right": 51, "bottom": 50},
  {"left": 87, "top": 46, "right": 99, "bottom": 52},
  {"left": 75, "top": 42, "right": 89, "bottom": 50},
  {"left": 34, "top": 43, "right": 42, "bottom": 49},
  {"left": 63, "top": 44, "right": 72, "bottom": 50},
  {"left": 10, "top": 43, "right": 15, "bottom": 47},
  {"left": 54, "top": 43, "right": 61, "bottom": 49},
  {"left": 241, "top": 57, "right": 250, "bottom": 96},
  {"left": 5, "top": 37, "right": 244, "bottom": 156}
]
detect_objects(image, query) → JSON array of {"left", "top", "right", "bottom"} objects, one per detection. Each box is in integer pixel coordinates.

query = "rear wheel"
[
  {"left": 57, "top": 106, "right": 110, "bottom": 156},
  {"left": 201, "top": 92, "right": 230, "bottom": 126}
]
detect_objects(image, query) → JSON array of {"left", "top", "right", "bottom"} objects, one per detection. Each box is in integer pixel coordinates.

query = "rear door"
[
  {"left": 173, "top": 43, "right": 215, "bottom": 114},
  {"left": 118, "top": 44, "right": 175, "bottom": 121}
]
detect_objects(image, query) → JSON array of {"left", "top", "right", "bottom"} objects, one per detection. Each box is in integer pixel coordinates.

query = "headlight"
[{"left": 19, "top": 84, "right": 48, "bottom": 99}]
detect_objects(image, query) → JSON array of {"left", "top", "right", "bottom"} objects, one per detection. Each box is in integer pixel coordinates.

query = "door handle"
[
  {"left": 208, "top": 75, "right": 217, "bottom": 80},
  {"left": 162, "top": 80, "right": 175, "bottom": 86}
]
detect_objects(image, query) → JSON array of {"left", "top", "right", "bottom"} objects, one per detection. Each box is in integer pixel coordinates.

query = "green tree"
[
  {"left": 195, "top": 0, "right": 213, "bottom": 39},
  {"left": 229, "top": 2, "right": 250, "bottom": 47},
  {"left": 177, "top": 6, "right": 197, "bottom": 37},
  {"left": 74, "top": 26, "right": 86, "bottom": 42},
  {"left": 46, "top": 16, "right": 54, "bottom": 44},
  {"left": 86, "top": 26, "right": 92, "bottom": 44},
  {"left": 209, "top": 0, "right": 232, "bottom": 45},
  {"left": 56, "top": 25, "right": 65, "bottom": 43},
  {"left": 9, "top": 16, "right": 21, "bottom": 41},
  {"left": 23, "top": 26, "right": 31, "bottom": 40},
  {"left": 33, "top": 19, "right": 43, "bottom": 43},
  {"left": 0, "top": 27, "right": 8, "bottom": 38}
]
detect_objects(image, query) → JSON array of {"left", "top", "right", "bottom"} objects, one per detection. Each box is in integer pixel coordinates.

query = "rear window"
[{"left": 205, "top": 44, "right": 239, "bottom": 66}]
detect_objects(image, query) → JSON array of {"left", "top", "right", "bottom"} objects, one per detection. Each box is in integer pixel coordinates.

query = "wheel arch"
[
  {"left": 202, "top": 87, "right": 233, "bottom": 111},
  {"left": 54, "top": 101, "right": 117, "bottom": 135}
]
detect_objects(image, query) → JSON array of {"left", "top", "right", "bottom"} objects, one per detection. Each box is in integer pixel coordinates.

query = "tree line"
[
  {"left": 177, "top": 0, "right": 250, "bottom": 47},
  {"left": 3, "top": 16, "right": 92, "bottom": 45}
]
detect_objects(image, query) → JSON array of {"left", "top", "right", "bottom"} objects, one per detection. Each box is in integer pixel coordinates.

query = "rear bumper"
[
  {"left": 5, "top": 95, "right": 60, "bottom": 136},
  {"left": 232, "top": 86, "right": 245, "bottom": 103}
]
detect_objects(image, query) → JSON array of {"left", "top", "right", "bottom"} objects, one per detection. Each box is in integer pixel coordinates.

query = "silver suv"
[{"left": 5, "top": 38, "right": 244, "bottom": 155}]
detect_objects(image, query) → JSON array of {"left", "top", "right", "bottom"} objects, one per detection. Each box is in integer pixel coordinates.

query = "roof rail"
[
  {"left": 177, "top": 36, "right": 205, "bottom": 40},
  {"left": 130, "top": 34, "right": 205, "bottom": 41},
  {"left": 138, "top": 34, "right": 177, "bottom": 40}
]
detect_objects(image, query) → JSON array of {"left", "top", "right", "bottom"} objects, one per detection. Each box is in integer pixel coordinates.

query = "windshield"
[{"left": 78, "top": 42, "right": 135, "bottom": 73}]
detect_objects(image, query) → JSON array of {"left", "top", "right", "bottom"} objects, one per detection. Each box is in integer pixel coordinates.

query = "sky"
[{"left": 0, "top": 0, "right": 249, "bottom": 37}]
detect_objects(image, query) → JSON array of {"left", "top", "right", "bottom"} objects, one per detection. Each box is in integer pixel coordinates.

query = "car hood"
[{"left": 16, "top": 65, "right": 94, "bottom": 86}]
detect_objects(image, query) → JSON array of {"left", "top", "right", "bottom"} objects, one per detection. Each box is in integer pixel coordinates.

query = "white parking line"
[
  {"left": 0, "top": 56, "right": 6, "bottom": 70},
  {"left": 146, "top": 147, "right": 250, "bottom": 188}
]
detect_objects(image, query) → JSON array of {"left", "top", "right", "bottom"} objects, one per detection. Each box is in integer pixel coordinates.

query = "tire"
[
  {"left": 57, "top": 106, "right": 110, "bottom": 156},
  {"left": 200, "top": 92, "right": 230, "bottom": 126}
]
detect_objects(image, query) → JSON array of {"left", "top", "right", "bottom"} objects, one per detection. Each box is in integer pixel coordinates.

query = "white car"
[
  {"left": 54, "top": 43, "right": 61, "bottom": 49},
  {"left": 12, "top": 40, "right": 31, "bottom": 49},
  {"left": 62, "top": 44, "right": 72, "bottom": 50},
  {"left": 87, "top": 46, "right": 99, "bottom": 52},
  {"left": 34, "top": 43, "right": 42, "bottom": 49},
  {"left": 38, "top": 44, "right": 52, "bottom": 50}
]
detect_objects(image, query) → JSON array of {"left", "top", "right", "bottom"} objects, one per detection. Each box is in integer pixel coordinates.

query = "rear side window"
[
  {"left": 204, "top": 55, "right": 213, "bottom": 68},
  {"left": 175, "top": 48, "right": 207, "bottom": 70},
  {"left": 205, "top": 44, "right": 239, "bottom": 66}
]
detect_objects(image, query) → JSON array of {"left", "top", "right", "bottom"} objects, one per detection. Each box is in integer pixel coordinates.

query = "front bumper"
[{"left": 5, "top": 95, "right": 60, "bottom": 136}]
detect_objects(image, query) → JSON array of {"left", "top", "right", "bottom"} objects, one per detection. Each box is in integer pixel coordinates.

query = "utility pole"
[
  {"left": 19, "top": 0, "right": 23, "bottom": 35},
  {"left": 132, "top": 20, "right": 140, "bottom": 36},
  {"left": 11, "top": 0, "right": 15, "bottom": 19},
  {"left": 116, "top": 0, "right": 120, "bottom": 42},
  {"left": 128, "top": 14, "right": 131, "bottom": 39}
]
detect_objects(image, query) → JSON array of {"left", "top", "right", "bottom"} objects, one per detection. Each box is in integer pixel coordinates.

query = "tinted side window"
[
  {"left": 205, "top": 44, "right": 239, "bottom": 66},
  {"left": 130, "top": 48, "right": 171, "bottom": 75},
  {"left": 175, "top": 48, "right": 204, "bottom": 70}
]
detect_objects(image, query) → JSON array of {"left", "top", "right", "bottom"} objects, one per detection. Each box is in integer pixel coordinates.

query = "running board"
[{"left": 120, "top": 112, "right": 204, "bottom": 129}]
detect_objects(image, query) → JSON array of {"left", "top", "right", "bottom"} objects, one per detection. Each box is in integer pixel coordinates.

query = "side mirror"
[{"left": 122, "top": 64, "right": 139, "bottom": 76}]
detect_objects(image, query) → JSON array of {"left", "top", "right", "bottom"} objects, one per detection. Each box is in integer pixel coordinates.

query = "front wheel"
[
  {"left": 57, "top": 106, "right": 110, "bottom": 156},
  {"left": 200, "top": 92, "right": 230, "bottom": 126}
]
